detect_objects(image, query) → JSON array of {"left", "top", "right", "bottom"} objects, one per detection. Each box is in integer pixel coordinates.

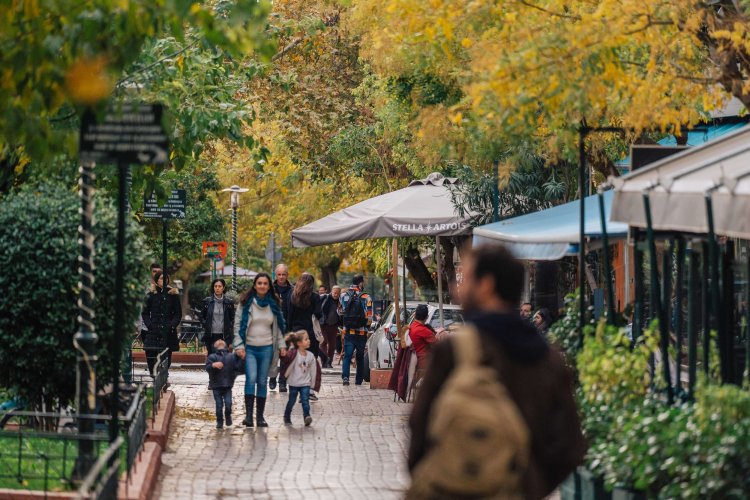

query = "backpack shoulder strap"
[{"left": 452, "top": 326, "right": 482, "bottom": 367}]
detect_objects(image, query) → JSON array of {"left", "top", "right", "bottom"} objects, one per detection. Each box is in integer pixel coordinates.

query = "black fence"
[{"left": 77, "top": 436, "right": 122, "bottom": 500}]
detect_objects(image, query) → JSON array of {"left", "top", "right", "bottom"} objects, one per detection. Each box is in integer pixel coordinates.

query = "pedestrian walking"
[
  {"left": 141, "top": 271, "right": 182, "bottom": 376},
  {"left": 205, "top": 339, "right": 243, "bottom": 429},
  {"left": 339, "top": 274, "right": 373, "bottom": 386},
  {"left": 288, "top": 272, "right": 323, "bottom": 400},
  {"left": 520, "top": 302, "right": 533, "bottom": 321},
  {"left": 318, "top": 285, "right": 328, "bottom": 296},
  {"left": 271, "top": 263, "right": 294, "bottom": 392},
  {"left": 280, "top": 331, "right": 321, "bottom": 426},
  {"left": 233, "top": 272, "right": 287, "bottom": 427},
  {"left": 408, "top": 245, "right": 584, "bottom": 499},
  {"left": 199, "top": 278, "right": 236, "bottom": 355},
  {"left": 320, "top": 285, "right": 342, "bottom": 368},
  {"left": 532, "top": 307, "right": 553, "bottom": 337},
  {"left": 136, "top": 263, "right": 162, "bottom": 345}
]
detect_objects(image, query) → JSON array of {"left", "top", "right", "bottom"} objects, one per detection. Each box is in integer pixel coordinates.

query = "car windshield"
[{"left": 428, "top": 309, "right": 464, "bottom": 329}]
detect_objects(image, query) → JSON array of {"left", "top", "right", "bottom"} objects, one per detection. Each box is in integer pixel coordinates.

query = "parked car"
[
  {"left": 368, "top": 302, "right": 464, "bottom": 369},
  {"left": 367, "top": 301, "right": 419, "bottom": 370}
]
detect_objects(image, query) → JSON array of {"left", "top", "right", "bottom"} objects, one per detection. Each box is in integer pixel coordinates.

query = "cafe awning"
[
  {"left": 473, "top": 190, "right": 628, "bottom": 260},
  {"left": 610, "top": 124, "right": 750, "bottom": 239}
]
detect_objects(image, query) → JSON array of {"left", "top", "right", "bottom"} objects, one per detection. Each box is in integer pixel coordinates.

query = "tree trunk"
[
  {"left": 404, "top": 246, "right": 436, "bottom": 293},
  {"left": 439, "top": 237, "right": 456, "bottom": 304},
  {"left": 318, "top": 257, "right": 341, "bottom": 289}
]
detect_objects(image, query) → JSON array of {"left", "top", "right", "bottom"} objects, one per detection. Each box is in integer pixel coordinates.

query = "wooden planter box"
[{"left": 578, "top": 467, "right": 611, "bottom": 500}]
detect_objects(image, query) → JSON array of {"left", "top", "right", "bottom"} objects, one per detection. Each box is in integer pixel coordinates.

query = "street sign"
[
  {"left": 144, "top": 189, "right": 186, "bottom": 219},
  {"left": 202, "top": 241, "right": 228, "bottom": 260},
  {"left": 265, "top": 234, "right": 282, "bottom": 263},
  {"left": 80, "top": 104, "right": 169, "bottom": 165}
]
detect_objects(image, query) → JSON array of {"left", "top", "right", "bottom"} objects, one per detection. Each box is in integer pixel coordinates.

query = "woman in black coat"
[
  {"left": 141, "top": 271, "right": 182, "bottom": 375},
  {"left": 288, "top": 272, "right": 323, "bottom": 398},
  {"left": 199, "top": 278, "right": 236, "bottom": 355}
]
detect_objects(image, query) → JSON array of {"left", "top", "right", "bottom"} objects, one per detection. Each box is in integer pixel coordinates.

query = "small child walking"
[
  {"left": 281, "top": 331, "right": 321, "bottom": 426},
  {"left": 205, "top": 339, "right": 242, "bottom": 429}
]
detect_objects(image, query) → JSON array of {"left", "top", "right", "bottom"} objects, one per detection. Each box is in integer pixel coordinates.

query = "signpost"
[
  {"left": 202, "top": 241, "right": 227, "bottom": 281},
  {"left": 144, "top": 190, "right": 187, "bottom": 219},
  {"left": 265, "top": 233, "right": 282, "bottom": 279},
  {"left": 78, "top": 103, "right": 169, "bottom": 460}
]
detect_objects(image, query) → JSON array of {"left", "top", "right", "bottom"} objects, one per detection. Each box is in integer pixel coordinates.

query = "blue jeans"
[
  {"left": 244, "top": 344, "right": 273, "bottom": 397},
  {"left": 284, "top": 386, "right": 311, "bottom": 418},
  {"left": 212, "top": 388, "right": 232, "bottom": 424},
  {"left": 342, "top": 334, "right": 367, "bottom": 384}
]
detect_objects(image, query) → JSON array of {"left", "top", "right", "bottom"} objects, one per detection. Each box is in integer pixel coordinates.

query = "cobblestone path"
[{"left": 154, "top": 370, "right": 411, "bottom": 499}]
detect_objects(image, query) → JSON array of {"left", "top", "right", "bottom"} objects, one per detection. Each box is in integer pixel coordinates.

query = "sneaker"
[
  {"left": 342, "top": 378, "right": 350, "bottom": 386},
  {"left": 279, "top": 384, "right": 288, "bottom": 393},
  {"left": 283, "top": 416, "right": 292, "bottom": 425},
  {"left": 309, "top": 393, "right": 319, "bottom": 402},
  {"left": 304, "top": 415, "right": 312, "bottom": 427},
  {"left": 216, "top": 423, "right": 223, "bottom": 429},
  {"left": 226, "top": 416, "right": 233, "bottom": 427},
  {"left": 269, "top": 378, "right": 277, "bottom": 390}
]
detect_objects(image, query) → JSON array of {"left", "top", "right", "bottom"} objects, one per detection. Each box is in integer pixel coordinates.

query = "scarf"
[{"left": 239, "top": 293, "right": 287, "bottom": 344}]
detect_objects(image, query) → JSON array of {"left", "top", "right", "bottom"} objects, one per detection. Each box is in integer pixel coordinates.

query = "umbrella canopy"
[
  {"left": 291, "top": 172, "right": 472, "bottom": 248},
  {"left": 611, "top": 124, "right": 750, "bottom": 238},
  {"left": 473, "top": 190, "right": 628, "bottom": 260},
  {"left": 199, "top": 265, "right": 258, "bottom": 279}
]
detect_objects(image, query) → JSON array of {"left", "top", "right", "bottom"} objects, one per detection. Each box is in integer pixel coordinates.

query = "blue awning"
[
  {"left": 616, "top": 122, "right": 748, "bottom": 171},
  {"left": 473, "top": 190, "right": 629, "bottom": 260}
]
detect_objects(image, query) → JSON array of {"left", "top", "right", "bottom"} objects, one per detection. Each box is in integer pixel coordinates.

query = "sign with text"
[
  {"left": 202, "top": 241, "right": 227, "bottom": 260},
  {"left": 80, "top": 104, "right": 169, "bottom": 165},
  {"left": 144, "top": 189, "right": 186, "bottom": 219}
]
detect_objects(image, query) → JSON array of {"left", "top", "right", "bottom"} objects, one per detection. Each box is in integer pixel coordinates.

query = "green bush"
[{"left": 0, "top": 182, "right": 148, "bottom": 409}]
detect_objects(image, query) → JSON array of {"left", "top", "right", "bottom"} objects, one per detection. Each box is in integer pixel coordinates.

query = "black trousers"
[{"left": 145, "top": 347, "right": 172, "bottom": 376}]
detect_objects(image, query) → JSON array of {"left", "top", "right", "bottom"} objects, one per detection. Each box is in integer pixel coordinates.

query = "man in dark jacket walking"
[
  {"left": 408, "top": 245, "right": 585, "bottom": 499},
  {"left": 271, "top": 263, "right": 293, "bottom": 392}
]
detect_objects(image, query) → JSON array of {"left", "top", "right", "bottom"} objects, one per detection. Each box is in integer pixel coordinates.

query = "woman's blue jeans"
[{"left": 244, "top": 344, "right": 273, "bottom": 397}]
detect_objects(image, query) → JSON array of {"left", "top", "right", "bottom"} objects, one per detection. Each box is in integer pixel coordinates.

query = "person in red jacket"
[{"left": 409, "top": 304, "right": 437, "bottom": 369}]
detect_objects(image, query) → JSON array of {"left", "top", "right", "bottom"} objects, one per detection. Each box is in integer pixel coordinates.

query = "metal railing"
[
  {"left": 76, "top": 436, "right": 122, "bottom": 500},
  {"left": 151, "top": 348, "right": 170, "bottom": 423},
  {"left": 0, "top": 382, "right": 151, "bottom": 494}
]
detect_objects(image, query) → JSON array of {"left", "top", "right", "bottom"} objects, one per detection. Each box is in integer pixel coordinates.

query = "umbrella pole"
[
  {"left": 392, "top": 239, "right": 401, "bottom": 339},
  {"left": 436, "top": 236, "right": 444, "bottom": 328}
]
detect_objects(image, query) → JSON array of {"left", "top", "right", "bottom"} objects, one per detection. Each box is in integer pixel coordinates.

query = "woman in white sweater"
[{"left": 233, "top": 272, "right": 287, "bottom": 427}]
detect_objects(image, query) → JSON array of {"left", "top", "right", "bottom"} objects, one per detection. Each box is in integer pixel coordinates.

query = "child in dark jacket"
[
  {"left": 205, "top": 340, "right": 242, "bottom": 429},
  {"left": 280, "top": 331, "right": 321, "bottom": 426}
]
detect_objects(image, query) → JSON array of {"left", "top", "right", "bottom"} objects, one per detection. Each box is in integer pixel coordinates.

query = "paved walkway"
[{"left": 154, "top": 369, "right": 411, "bottom": 499}]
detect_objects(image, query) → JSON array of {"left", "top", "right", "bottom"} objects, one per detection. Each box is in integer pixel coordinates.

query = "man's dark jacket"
[
  {"left": 408, "top": 311, "right": 585, "bottom": 499},
  {"left": 273, "top": 281, "right": 293, "bottom": 333},
  {"left": 199, "top": 295, "right": 236, "bottom": 342}
]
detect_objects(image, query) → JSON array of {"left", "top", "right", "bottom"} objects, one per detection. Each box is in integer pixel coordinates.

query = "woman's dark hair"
[
  {"left": 535, "top": 308, "right": 553, "bottom": 327},
  {"left": 211, "top": 278, "right": 226, "bottom": 292},
  {"left": 239, "top": 272, "right": 280, "bottom": 306},
  {"left": 291, "top": 272, "right": 314, "bottom": 308},
  {"left": 153, "top": 271, "right": 169, "bottom": 286}
]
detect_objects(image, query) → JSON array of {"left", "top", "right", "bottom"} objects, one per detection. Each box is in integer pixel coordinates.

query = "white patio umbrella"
[{"left": 291, "top": 172, "right": 474, "bottom": 328}]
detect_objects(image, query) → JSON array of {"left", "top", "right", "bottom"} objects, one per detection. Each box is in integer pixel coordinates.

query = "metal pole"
[
  {"left": 74, "top": 161, "right": 97, "bottom": 476},
  {"left": 633, "top": 230, "right": 644, "bottom": 342},
  {"left": 392, "top": 239, "right": 401, "bottom": 335},
  {"left": 705, "top": 192, "right": 726, "bottom": 382},
  {"left": 643, "top": 190, "right": 661, "bottom": 384},
  {"left": 271, "top": 232, "right": 276, "bottom": 280},
  {"left": 123, "top": 168, "right": 133, "bottom": 385},
  {"left": 687, "top": 243, "right": 698, "bottom": 400},
  {"left": 578, "top": 127, "right": 587, "bottom": 343},
  {"left": 660, "top": 243, "right": 674, "bottom": 404},
  {"left": 598, "top": 191, "right": 615, "bottom": 323},
  {"left": 492, "top": 160, "right": 500, "bottom": 223},
  {"left": 746, "top": 242, "right": 750, "bottom": 386},
  {"left": 436, "top": 236, "right": 444, "bottom": 328},
  {"left": 110, "top": 161, "right": 128, "bottom": 447},
  {"left": 232, "top": 206, "right": 237, "bottom": 291},
  {"left": 702, "top": 242, "right": 710, "bottom": 374},
  {"left": 674, "top": 239, "right": 686, "bottom": 396}
]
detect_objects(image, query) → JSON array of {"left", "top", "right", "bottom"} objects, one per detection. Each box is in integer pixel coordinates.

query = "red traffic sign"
[{"left": 202, "top": 241, "right": 227, "bottom": 260}]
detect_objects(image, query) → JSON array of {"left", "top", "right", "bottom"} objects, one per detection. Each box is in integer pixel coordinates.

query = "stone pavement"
[{"left": 153, "top": 370, "right": 411, "bottom": 499}]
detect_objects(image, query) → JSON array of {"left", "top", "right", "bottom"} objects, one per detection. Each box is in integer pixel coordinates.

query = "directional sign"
[
  {"left": 265, "top": 233, "right": 282, "bottom": 263},
  {"left": 202, "top": 241, "right": 228, "bottom": 260},
  {"left": 144, "top": 189, "right": 186, "bottom": 219},
  {"left": 80, "top": 104, "right": 169, "bottom": 165}
]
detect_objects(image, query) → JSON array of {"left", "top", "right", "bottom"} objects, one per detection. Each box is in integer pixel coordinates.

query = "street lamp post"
[{"left": 222, "top": 185, "right": 248, "bottom": 291}]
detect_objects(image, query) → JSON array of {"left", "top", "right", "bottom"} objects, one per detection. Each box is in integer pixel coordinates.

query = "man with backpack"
[
  {"left": 339, "top": 275, "right": 373, "bottom": 386},
  {"left": 407, "top": 244, "right": 585, "bottom": 499}
]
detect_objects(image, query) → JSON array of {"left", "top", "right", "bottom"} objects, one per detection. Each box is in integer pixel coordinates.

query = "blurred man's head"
[
  {"left": 458, "top": 245, "right": 523, "bottom": 314},
  {"left": 318, "top": 285, "right": 328, "bottom": 296},
  {"left": 275, "top": 264, "right": 289, "bottom": 286},
  {"left": 520, "top": 302, "right": 533, "bottom": 319},
  {"left": 331, "top": 285, "right": 342, "bottom": 299},
  {"left": 415, "top": 304, "right": 429, "bottom": 322},
  {"left": 352, "top": 274, "right": 365, "bottom": 291}
]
